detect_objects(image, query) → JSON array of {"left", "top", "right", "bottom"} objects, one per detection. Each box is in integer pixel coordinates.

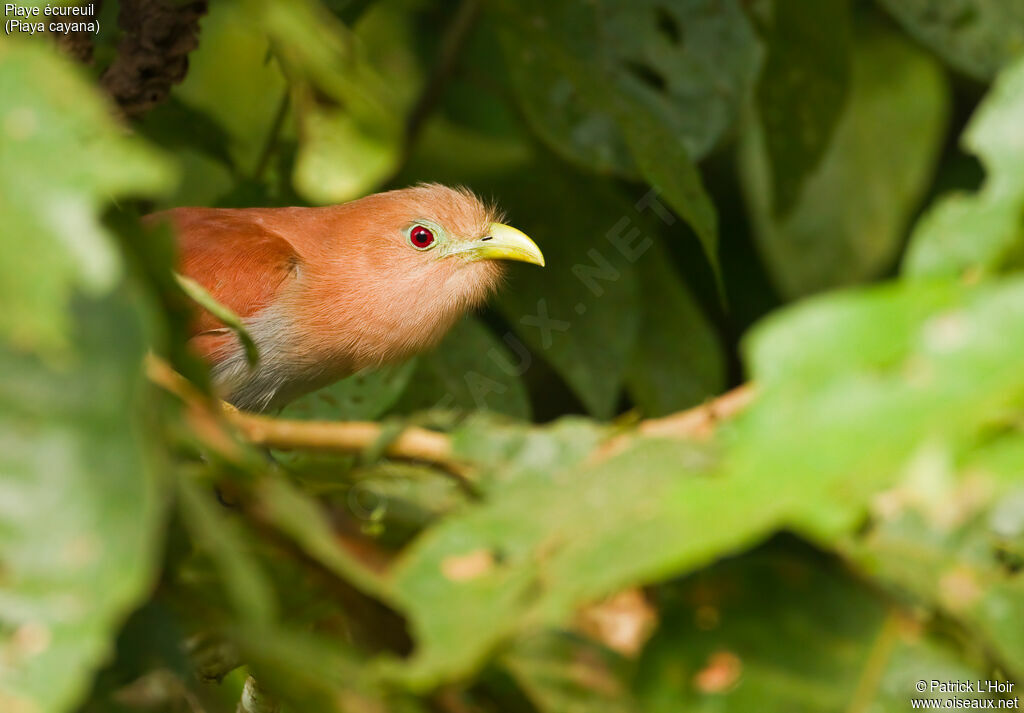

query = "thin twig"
[
  {"left": 146, "top": 355, "right": 757, "bottom": 478},
  {"left": 252, "top": 88, "right": 290, "bottom": 182}
]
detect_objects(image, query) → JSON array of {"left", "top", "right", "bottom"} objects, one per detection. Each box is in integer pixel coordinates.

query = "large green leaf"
[
  {"left": 496, "top": 0, "right": 731, "bottom": 280},
  {"left": 625, "top": 243, "right": 726, "bottom": 416},
  {"left": 741, "top": 28, "right": 949, "bottom": 297},
  {"left": 903, "top": 55, "right": 1024, "bottom": 279},
  {"left": 878, "top": 0, "right": 1024, "bottom": 81},
  {"left": 386, "top": 276, "right": 1024, "bottom": 688},
  {"left": 0, "top": 40, "right": 174, "bottom": 356},
  {"left": 0, "top": 294, "right": 164, "bottom": 713},
  {"left": 754, "top": 0, "right": 851, "bottom": 217},
  {"left": 635, "top": 548, "right": 997, "bottom": 712},
  {"left": 393, "top": 317, "right": 531, "bottom": 419},
  {"left": 489, "top": 165, "right": 642, "bottom": 418},
  {"left": 497, "top": 0, "right": 760, "bottom": 173}
]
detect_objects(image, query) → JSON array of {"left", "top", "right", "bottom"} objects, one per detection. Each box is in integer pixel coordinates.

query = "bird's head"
[{"left": 301, "top": 183, "right": 545, "bottom": 366}]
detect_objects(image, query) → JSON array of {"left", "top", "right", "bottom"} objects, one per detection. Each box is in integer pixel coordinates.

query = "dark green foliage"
[{"left": 3, "top": 2, "right": 1024, "bottom": 712}]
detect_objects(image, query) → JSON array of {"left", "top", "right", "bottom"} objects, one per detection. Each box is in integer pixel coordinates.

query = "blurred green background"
[{"left": 2, "top": 0, "right": 1024, "bottom": 711}]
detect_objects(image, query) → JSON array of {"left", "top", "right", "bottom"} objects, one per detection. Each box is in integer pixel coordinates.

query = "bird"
[{"left": 151, "top": 183, "right": 544, "bottom": 412}]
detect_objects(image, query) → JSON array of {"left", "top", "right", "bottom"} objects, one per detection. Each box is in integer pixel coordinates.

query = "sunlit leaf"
[
  {"left": 0, "top": 294, "right": 164, "bottom": 713},
  {"left": 0, "top": 40, "right": 174, "bottom": 356},
  {"left": 904, "top": 55, "right": 1024, "bottom": 279}
]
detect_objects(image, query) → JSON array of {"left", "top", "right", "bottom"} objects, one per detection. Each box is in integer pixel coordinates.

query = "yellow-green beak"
[{"left": 447, "top": 222, "right": 545, "bottom": 267}]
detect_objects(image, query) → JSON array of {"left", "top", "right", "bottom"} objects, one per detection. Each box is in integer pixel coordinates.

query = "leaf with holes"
[
  {"left": 878, "top": 0, "right": 1024, "bottom": 81},
  {"left": 497, "top": 0, "right": 760, "bottom": 171},
  {"left": 496, "top": 0, "right": 749, "bottom": 280}
]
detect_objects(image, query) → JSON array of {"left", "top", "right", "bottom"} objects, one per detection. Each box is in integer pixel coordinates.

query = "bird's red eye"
[{"left": 409, "top": 225, "right": 435, "bottom": 249}]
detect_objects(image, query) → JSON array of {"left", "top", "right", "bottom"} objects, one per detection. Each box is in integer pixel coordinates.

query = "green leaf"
[
  {"left": 388, "top": 276, "right": 1024, "bottom": 688},
  {"left": 176, "top": 476, "right": 278, "bottom": 625},
  {"left": 280, "top": 361, "right": 417, "bottom": 422},
  {"left": 393, "top": 317, "right": 530, "bottom": 420},
  {"left": 0, "top": 293, "right": 164, "bottom": 713},
  {"left": 503, "top": 632, "right": 638, "bottom": 713},
  {"left": 904, "top": 55, "right": 1024, "bottom": 279},
  {"left": 496, "top": 0, "right": 733, "bottom": 281},
  {"left": 386, "top": 433, "right": 762, "bottom": 688},
  {"left": 174, "top": 273, "right": 259, "bottom": 366},
  {"left": 735, "top": 278, "right": 1024, "bottom": 543},
  {"left": 624, "top": 243, "right": 726, "bottom": 416},
  {"left": 497, "top": 0, "right": 760, "bottom": 172},
  {"left": 839, "top": 436, "right": 1024, "bottom": 676},
  {"left": 755, "top": 0, "right": 851, "bottom": 217},
  {"left": 0, "top": 40, "right": 174, "bottom": 356},
  {"left": 252, "top": 476, "right": 389, "bottom": 599},
  {"left": 878, "top": 0, "right": 1024, "bottom": 81},
  {"left": 235, "top": 0, "right": 402, "bottom": 204},
  {"left": 489, "top": 166, "right": 642, "bottom": 418},
  {"left": 635, "top": 548, "right": 998, "bottom": 711},
  {"left": 741, "top": 28, "right": 950, "bottom": 297}
]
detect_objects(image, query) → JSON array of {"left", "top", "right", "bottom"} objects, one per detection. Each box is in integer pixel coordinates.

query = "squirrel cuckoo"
[{"left": 154, "top": 184, "right": 544, "bottom": 412}]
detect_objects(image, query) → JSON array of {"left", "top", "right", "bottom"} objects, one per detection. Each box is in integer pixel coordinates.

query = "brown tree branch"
[{"left": 146, "top": 355, "right": 756, "bottom": 479}]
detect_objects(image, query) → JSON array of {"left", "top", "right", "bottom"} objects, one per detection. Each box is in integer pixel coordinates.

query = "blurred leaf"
[
  {"left": 635, "top": 548, "right": 997, "bottom": 711},
  {"left": 503, "top": 632, "right": 638, "bottom": 713},
  {"left": 625, "top": 243, "right": 726, "bottom": 416},
  {"left": 878, "top": 0, "right": 1024, "bottom": 81},
  {"left": 236, "top": 0, "right": 403, "bottom": 203},
  {"left": 281, "top": 361, "right": 417, "bottom": 422},
  {"left": 0, "top": 293, "right": 163, "bottom": 713},
  {"left": 741, "top": 28, "right": 949, "bottom": 297},
  {"left": 393, "top": 317, "right": 530, "bottom": 419},
  {"left": 389, "top": 275, "right": 1024, "bottom": 687},
  {"left": 0, "top": 40, "right": 174, "bottom": 356},
  {"left": 496, "top": 0, "right": 732, "bottom": 281},
  {"left": 755, "top": 0, "right": 851, "bottom": 218},
  {"left": 252, "top": 476, "right": 389, "bottom": 598},
  {"left": 386, "top": 433, "right": 747, "bottom": 688},
  {"left": 235, "top": 627, "right": 426, "bottom": 713},
  {"left": 497, "top": 0, "right": 760, "bottom": 172},
  {"left": 176, "top": 476, "right": 277, "bottom": 625},
  {"left": 904, "top": 55, "right": 1024, "bottom": 279},
  {"left": 174, "top": 273, "right": 259, "bottom": 366},
  {"left": 172, "top": 1, "right": 289, "bottom": 180},
  {"left": 292, "top": 91, "right": 400, "bottom": 205},
  {"left": 839, "top": 437, "right": 1024, "bottom": 676},
  {"left": 735, "top": 278, "right": 1024, "bottom": 544},
  {"left": 138, "top": 96, "right": 239, "bottom": 173}
]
